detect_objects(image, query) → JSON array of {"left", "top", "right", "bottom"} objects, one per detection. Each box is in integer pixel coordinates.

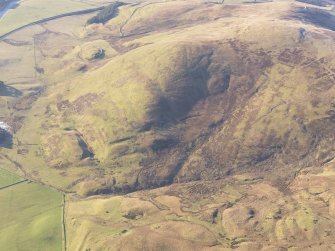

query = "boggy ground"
[{"left": 0, "top": 0, "right": 334, "bottom": 250}]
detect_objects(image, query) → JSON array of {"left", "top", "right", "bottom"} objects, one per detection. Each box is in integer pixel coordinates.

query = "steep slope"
[{"left": 10, "top": 0, "right": 334, "bottom": 196}]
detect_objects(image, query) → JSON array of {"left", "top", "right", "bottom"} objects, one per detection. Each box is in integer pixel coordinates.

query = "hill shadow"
[
  {"left": 290, "top": 7, "right": 335, "bottom": 31},
  {"left": 0, "top": 131, "right": 13, "bottom": 149},
  {"left": 296, "top": 0, "right": 335, "bottom": 7},
  {"left": 0, "top": 81, "right": 22, "bottom": 97}
]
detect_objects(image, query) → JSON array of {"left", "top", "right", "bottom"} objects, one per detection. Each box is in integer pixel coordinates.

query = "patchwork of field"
[{"left": 0, "top": 182, "right": 63, "bottom": 251}]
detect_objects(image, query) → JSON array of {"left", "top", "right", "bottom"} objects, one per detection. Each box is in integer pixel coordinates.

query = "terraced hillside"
[{"left": 0, "top": 0, "right": 334, "bottom": 250}]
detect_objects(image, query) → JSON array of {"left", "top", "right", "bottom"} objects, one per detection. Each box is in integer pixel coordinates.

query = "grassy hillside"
[
  {"left": 15, "top": 6, "right": 333, "bottom": 196},
  {"left": 0, "top": 0, "right": 332, "bottom": 197}
]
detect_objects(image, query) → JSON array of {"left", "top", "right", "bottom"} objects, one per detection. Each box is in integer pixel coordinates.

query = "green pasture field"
[
  {"left": 0, "top": 167, "right": 22, "bottom": 188},
  {"left": 0, "top": 182, "right": 63, "bottom": 251}
]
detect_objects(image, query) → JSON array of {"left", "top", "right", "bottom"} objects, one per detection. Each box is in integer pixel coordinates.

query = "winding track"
[{"left": 119, "top": 1, "right": 165, "bottom": 37}]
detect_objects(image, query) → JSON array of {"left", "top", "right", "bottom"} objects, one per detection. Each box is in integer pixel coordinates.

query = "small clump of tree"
[{"left": 87, "top": 1, "right": 126, "bottom": 25}]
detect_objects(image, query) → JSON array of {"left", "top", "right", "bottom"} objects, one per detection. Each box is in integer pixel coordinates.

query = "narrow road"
[{"left": 0, "top": 6, "right": 105, "bottom": 41}]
